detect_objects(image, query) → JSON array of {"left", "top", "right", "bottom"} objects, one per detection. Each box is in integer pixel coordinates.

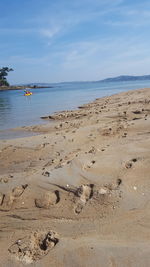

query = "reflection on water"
[
  {"left": 0, "top": 93, "right": 12, "bottom": 128},
  {"left": 0, "top": 97, "right": 10, "bottom": 108},
  {"left": 0, "top": 80, "right": 150, "bottom": 134},
  {"left": 0, "top": 94, "right": 12, "bottom": 111}
]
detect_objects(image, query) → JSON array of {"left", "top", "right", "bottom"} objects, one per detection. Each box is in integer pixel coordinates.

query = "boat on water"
[{"left": 24, "top": 90, "right": 32, "bottom": 96}]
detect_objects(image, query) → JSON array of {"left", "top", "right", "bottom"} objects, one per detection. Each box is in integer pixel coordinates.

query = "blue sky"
[{"left": 1, "top": 0, "right": 150, "bottom": 84}]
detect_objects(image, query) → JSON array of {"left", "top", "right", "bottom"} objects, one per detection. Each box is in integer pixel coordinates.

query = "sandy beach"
[{"left": 0, "top": 87, "right": 150, "bottom": 266}]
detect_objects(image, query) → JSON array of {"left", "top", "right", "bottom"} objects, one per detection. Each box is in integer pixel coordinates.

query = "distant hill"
[
  {"left": 13, "top": 75, "right": 150, "bottom": 88},
  {"left": 28, "top": 75, "right": 150, "bottom": 84},
  {"left": 100, "top": 75, "right": 150, "bottom": 82}
]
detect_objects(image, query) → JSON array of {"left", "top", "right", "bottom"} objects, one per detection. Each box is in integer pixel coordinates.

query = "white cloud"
[
  {"left": 2, "top": 0, "right": 150, "bottom": 83},
  {"left": 105, "top": 1, "right": 150, "bottom": 27},
  {"left": 39, "top": 26, "right": 61, "bottom": 38},
  {"left": 0, "top": 26, "right": 61, "bottom": 39}
]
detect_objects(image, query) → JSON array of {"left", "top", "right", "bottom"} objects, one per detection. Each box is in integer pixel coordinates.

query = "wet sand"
[{"left": 0, "top": 88, "right": 150, "bottom": 266}]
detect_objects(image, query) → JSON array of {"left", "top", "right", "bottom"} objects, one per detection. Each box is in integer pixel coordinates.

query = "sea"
[{"left": 0, "top": 80, "right": 150, "bottom": 139}]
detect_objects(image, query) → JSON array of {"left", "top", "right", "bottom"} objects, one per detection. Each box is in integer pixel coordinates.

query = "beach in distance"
[{"left": 0, "top": 87, "right": 150, "bottom": 266}]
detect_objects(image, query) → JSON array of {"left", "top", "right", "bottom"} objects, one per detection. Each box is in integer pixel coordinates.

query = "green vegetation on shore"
[
  {"left": 0, "top": 67, "right": 53, "bottom": 90},
  {"left": 0, "top": 67, "right": 13, "bottom": 86}
]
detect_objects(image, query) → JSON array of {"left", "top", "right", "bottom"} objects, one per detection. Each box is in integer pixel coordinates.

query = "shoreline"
[
  {"left": 0, "top": 85, "right": 53, "bottom": 91},
  {"left": 0, "top": 87, "right": 146, "bottom": 135},
  {"left": 0, "top": 87, "right": 150, "bottom": 266},
  {"left": 0, "top": 85, "right": 149, "bottom": 134}
]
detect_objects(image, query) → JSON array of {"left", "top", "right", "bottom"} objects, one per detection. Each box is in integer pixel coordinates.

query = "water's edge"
[{"left": 0, "top": 81, "right": 150, "bottom": 139}]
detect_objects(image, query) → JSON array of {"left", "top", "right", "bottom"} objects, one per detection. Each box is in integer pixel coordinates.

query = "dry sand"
[{"left": 0, "top": 88, "right": 150, "bottom": 266}]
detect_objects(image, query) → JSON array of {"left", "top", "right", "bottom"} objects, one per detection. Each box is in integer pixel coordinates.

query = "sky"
[{"left": 1, "top": 0, "right": 150, "bottom": 84}]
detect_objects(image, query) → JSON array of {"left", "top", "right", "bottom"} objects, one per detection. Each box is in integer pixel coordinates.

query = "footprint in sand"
[
  {"left": 42, "top": 171, "right": 51, "bottom": 177},
  {"left": 8, "top": 230, "right": 59, "bottom": 264},
  {"left": 83, "top": 160, "right": 96, "bottom": 170},
  {"left": 1, "top": 184, "right": 28, "bottom": 210},
  {"left": 125, "top": 158, "right": 138, "bottom": 169},
  {"left": 0, "top": 192, "right": 5, "bottom": 205},
  {"left": 50, "top": 183, "right": 94, "bottom": 214},
  {"left": 122, "top": 132, "right": 127, "bottom": 138},
  {"left": 88, "top": 147, "right": 96, "bottom": 154},
  {"left": 35, "top": 190, "right": 60, "bottom": 209},
  {"left": 132, "top": 110, "right": 142, "bottom": 114},
  {"left": 12, "top": 184, "right": 28, "bottom": 197},
  {"left": 0, "top": 177, "right": 9, "bottom": 184},
  {"left": 74, "top": 184, "right": 94, "bottom": 214}
]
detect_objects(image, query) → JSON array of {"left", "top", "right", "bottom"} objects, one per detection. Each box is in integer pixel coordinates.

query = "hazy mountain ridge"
[
  {"left": 100, "top": 75, "right": 150, "bottom": 82},
  {"left": 15, "top": 75, "right": 150, "bottom": 87}
]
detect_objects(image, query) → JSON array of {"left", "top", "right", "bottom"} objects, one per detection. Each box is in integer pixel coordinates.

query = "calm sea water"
[{"left": 0, "top": 80, "right": 150, "bottom": 136}]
